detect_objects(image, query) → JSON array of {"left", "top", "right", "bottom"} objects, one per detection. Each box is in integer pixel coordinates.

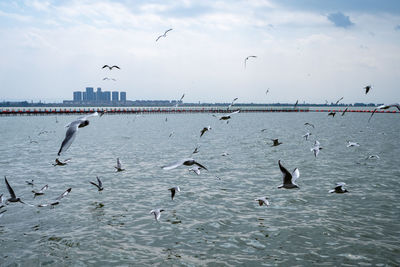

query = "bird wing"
[
  {"left": 56, "top": 188, "right": 71, "bottom": 200},
  {"left": 90, "top": 181, "right": 101, "bottom": 190},
  {"left": 116, "top": 158, "right": 122, "bottom": 169},
  {"left": 292, "top": 168, "right": 300, "bottom": 183},
  {"left": 368, "top": 109, "right": 377, "bottom": 122},
  {"left": 278, "top": 161, "right": 292, "bottom": 184},
  {"left": 4, "top": 177, "right": 16, "bottom": 199},
  {"left": 40, "top": 184, "right": 49, "bottom": 193},
  {"left": 58, "top": 122, "right": 79, "bottom": 156},
  {"left": 97, "top": 176, "right": 102, "bottom": 188},
  {"left": 165, "top": 28, "right": 173, "bottom": 34},
  {"left": 162, "top": 159, "right": 187, "bottom": 170},
  {"left": 155, "top": 35, "right": 162, "bottom": 41},
  {"left": 169, "top": 188, "right": 176, "bottom": 200},
  {"left": 102, "top": 65, "right": 110, "bottom": 69},
  {"left": 227, "top": 110, "right": 240, "bottom": 117},
  {"left": 200, "top": 128, "right": 207, "bottom": 137},
  {"left": 78, "top": 112, "right": 99, "bottom": 121},
  {"left": 179, "top": 94, "right": 185, "bottom": 101},
  {"left": 194, "top": 161, "right": 208, "bottom": 171},
  {"left": 341, "top": 107, "right": 349, "bottom": 116},
  {"left": 111, "top": 65, "right": 120, "bottom": 69}
]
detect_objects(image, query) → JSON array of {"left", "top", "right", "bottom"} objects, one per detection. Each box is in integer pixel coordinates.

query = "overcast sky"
[{"left": 0, "top": 0, "right": 399, "bottom": 104}]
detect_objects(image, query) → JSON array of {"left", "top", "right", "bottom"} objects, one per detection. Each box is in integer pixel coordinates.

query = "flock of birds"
[{"left": 1, "top": 30, "right": 399, "bottom": 223}]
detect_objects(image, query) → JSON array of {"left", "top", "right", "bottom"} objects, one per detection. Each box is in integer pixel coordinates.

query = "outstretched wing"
[
  {"left": 162, "top": 159, "right": 186, "bottom": 170},
  {"left": 97, "top": 176, "right": 102, "bottom": 188},
  {"left": 292, "top": 168, "right": 300, "bottom": 183},
  {"left": 4, "top": 176, "right": 16, "bottom": 199},
  {"left": 90, "top": 181, "right": 101, "bottom": 190},
  {"left": 58, "top": 122, "right": 79, "bottom": 156},
  {"left": 56, "top": 188, "right": 71, "bottom": 200},
  {"left": 278, "top": 161, "right": 292, "bottom": 184}
]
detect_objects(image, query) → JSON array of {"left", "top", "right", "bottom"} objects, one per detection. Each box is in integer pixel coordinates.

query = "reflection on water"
[{"left": 0, "top": 112, "right": 399, "bottom": 266}]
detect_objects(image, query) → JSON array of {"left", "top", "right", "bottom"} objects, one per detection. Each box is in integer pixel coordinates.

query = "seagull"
[
  {"left": 310, "top": 140, "right": 322, "bottom": 157},
  {"left": 174, "top": 93, "right": 185, "bottom": 107},
  {"left": 169, "top": 131, "right": 174, "bottom": 138},
  {"left": 302, "top": 132, "right": 312, "bottom": 140},
  {"left": 25, "top": 179, "right": 34, "bottom": 186},
  {"left": 341, "top": 106, "right": 349, "bottom": 116},
  {"left": 163, "top": 158, "right": 207, "bottom": 171},
  {"left": 156, "top": 28, "right": 173, "bottom": 42},
  {"left": 261, "top": 128, "right": 267, "bottom": 132},
  {"left": 115, "top": 158, "right": 125, "bottom": 172},
  {"left": 32, "top": 184, "right": 48, "bottom": 198},
  {"left": 221, "top": 152, "right": 229, "bottom": 156},
  {"left": 38, "top": 188, "right": 71, "bottom": 207},
  {"left": 57, "top": 112, "right": 98, "bottom": 156},
  {"left": 366, "top": 155, "right": 380, "bottom": 160},
  {"left": 192, "top": 145, "right": 200, "bottom": 155},
  {"left": 294, "top": 100, "right": 299, "bottom": 109},
  {"left": 28, "top": 136, "right": 38, "bottom": 144},
  {"left": 52, "top": 158, "right": 71, "bottom": 166},
  {"left": 329, "top": 182, "right": 348, "bottom": 193},
  {"left": 277, "top": 160, "right": 300, "bottom": 189},
  {"left": 188, "top": 166, "right": 202, "bottom": 175},
  {"left": 168, "top": 186, "right": 180, "bottom": 200},
  {"left": 102, "top": 65, "right": 120, "bottom": 70},
  {"left": 328, "top": 112, "right": 336, "bottom": 117},
  {"left": 271, "top": 139, "right": 282, "bottom": 147},
  {"left": 244, "top": 55, "right": 257, "bottom": 68},
  {"left": 200, "top": 126, "right": 211, "bottom": 137},
  {"left": 228, "top": 97, "right": 238, "bottom": 110},
  {"left": 4, "top": 176, "right": 25, "bottom": 204},
  {"left": 265, "top": 89, "right": 269, "bottom": 96},
  {"left": 335, "top": 97, "right": 344, "bottom": 105},
  {"left": 364, "top": 85, "right": 372, "bottom": 94},
  {"left": 347, "top": 141, "right": 360, "bottom": 147},
  {"left": 255, "top": 197, "right": 269, "bottom": 206},
  {"left": 90, "top": 176, "right": 103, "bottom": 191},
  {"left": 103, "top": 77, "right": 116, "bottom": 81},
  {"left": 304, "top": 122, "right": 315, "bottom": 128},
  {"left": 376, "top": 103, "right": 400, "bottom": 111},
  {"left": 150, "top": 208, "right": 165, "bottom": 221},
  {"left": 214, "top": 110, "right": 240, "bottom": 121}
]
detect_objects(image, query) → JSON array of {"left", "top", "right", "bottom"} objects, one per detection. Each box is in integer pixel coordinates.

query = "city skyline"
[
  {"left": 0, "top": 1, "right": 399, "bottom": 103},
  {"left": 66, "top": 87, "right": 127, "bottom": 104}
]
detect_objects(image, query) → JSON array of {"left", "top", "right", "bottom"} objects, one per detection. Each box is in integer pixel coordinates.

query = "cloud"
[{"left": 327, "top": 12, "right": 354, "bottom": 28}]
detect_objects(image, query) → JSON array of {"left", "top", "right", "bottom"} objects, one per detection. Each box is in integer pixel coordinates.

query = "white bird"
[
  {"left": 255, "top": 197, "right": 269, "bottom": 206},
  {"left": 57, "top": 112, "right": 98, "bottom": 156},
  {"left": 304, "top": 122, "right": 315, "bottom": 128},
  {"left": 168, "top": 186, "right": 180, "bottom": 200},
  {"left": 38, "top": 188, "right": 71, "bottom": 207},
  {"left": 302, "top": 132, "right": 312, "bottom": 140},
  {"left": 32, "top": 184, "right": 48, "bottom": 198},
  {"left": 366, "top": 155, "right": 380, "bottom": 160},
  {"left": 244, "top": 55, "right": 257, "bottom": 68},
  {"left": 347, "top": 141, "right": 360, "bottom": 147},
  {"left": 150, "top": 208, "right": 165, "bottom": 221},
  {"left": 52, "top": 158, "right": 71, "bottom": 166},
  {"left": 227, "top": 97, "right": 238, "bottom": 110},
  {"left": 310, "top": 140, "right": 322, "bottom": 157},
  {"left": 188, "top": 166, "right": 202, "bottom": 175},
  {"left": 329, "top": 182, "right": 348, "bottom": 193},
  {"left": 156, "top": 28, "right": 173, "bottom": 42},
  {"left": 174, "top": 93, "right": 185, "bottom": 107},
  {"left": 163, "top": 158, "right": 207, "bottom": 171},
  {"left": 376, "top": 103, "right": 400, "bottom": 111},
  {"left": 277, "top": 160, "right": 300, "bottom": 189},
  {"left": 213, "top": 110, "right": 240, "bottom": 121},
  {"left": 115, "top": 158, "right": 125, "bottom": 172}
]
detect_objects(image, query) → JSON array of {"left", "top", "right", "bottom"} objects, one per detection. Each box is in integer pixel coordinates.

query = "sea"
[{"left": 0, "top": 110, "right": 399, "bottom": 266}]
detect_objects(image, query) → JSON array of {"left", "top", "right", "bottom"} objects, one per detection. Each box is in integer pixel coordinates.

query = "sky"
[{"left": 0, "top": 0, "right": 399, "bottom": 104}]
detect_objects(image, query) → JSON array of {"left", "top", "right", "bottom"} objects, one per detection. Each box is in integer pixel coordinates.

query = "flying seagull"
[
  {"left": 271, "top": 139, "right": 282, "bottom": 147},
  {"left": 366, "top": 155, "right": 380, "bottom": 160},
  {"left": 302, "top": 132, "right": 312, "bottom": 141},
  {"left": 368, "top": 103, "right": 400, "bottom": 122},
  {"left": 156, "top": 28, "right": 173, "bottom": 42},
  {"left": 175, "top": 93, "right": 185, "bottom": 107},
  {"left": 294, "top": 100, "right": 299, "bottom": 109},
  {"left": 53, "top": 158, "right": 71, "bottom": 166},
  {"left": 25, "top": 179, "right": 34, "bottom": 186},
  {"left": 310, "top": 140, "right": 322, "bottom": 157},
  {"left": 341, "top": 106, "right": 349, "bottom": 116},
  {"left": 265, "top": 89, "right": 269, "bottom": 96},
  {"left": 255, "top": 197, "right": 269, "bottom": 207},
  {"left": 277, "top": 160, "right": 300, "bottom": 189},
  {"left": 188, "top": 166, "right": 202, "bottom": 175},
  {"left": 192, "top": 145, "right": 200, "bottom": 155},
  {"left": 115, "top": 158, "right": 125, "bottom": 172},
  {"left": 90, "top": 176, "right": 103, "bottom": 191},
  {"left": 150, "top": 208, "right": 165, "bottom": 221},
  {"left": 32, "top": 184, "right": 48, "bottom": 198},
  {"left": 168, "top": 186, "right": 180, "bottom": 200},
  {"left": 228, "top": 97, "right": 238, "bottom": 110},
  {"left": 38, "top": 188, "right": 71, "bottom": 208},
  {"left": 347, "top": 141, "right": 360, "bottom": 147},
  {"left": 4, "top": 176, "right": 25, "bottom": 204},
  {"left": 162, "top": 158, "right": 207, "bottom": 171},
  {"left": 329, "top": 182, "right": 348, "bottom": 193},
  {"left": 103, "top": 77, "right": 116, "bottom": 81},
  {"left": 364, "top": 85, "right": 372, "bottom": 94},
  {"left": 213, "top": 110, "right": 240, "bottom": 121},
  {"left": 102, "top": 65, "right": 120, "bottom": 70},
  {"left": 328, "top": 112, "right": 336, "bottom": 117},
  {"left": 304, "top": 122, "right": 315, "bottom": 128},
  {"left": 57, "top": 112, "right": 98, "bottom": 156},
  {"left": 244, "top": 55, "right": 257, "bottom": 68},
  {"left": 335, "top": 97, "right": 344, "bottom": 105},
  {"left": 200, "top": 126, "right": 211, "bottom": 137}
]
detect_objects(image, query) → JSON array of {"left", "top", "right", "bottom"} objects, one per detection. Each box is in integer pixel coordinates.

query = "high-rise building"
[
  {"left": 82, "top": 92, "right": 87, "bottom": 101},
  {"left": 103, "top": 91, "right": 111, "bottom": 102},
  {"left": 112, "top": 91, "right": 119, "bottom": 102},
  {"left": 86, "top": 87, "right": 95, "bottom": 101},
  {"left": 120, "top": 91, "right": 126, "bottom": 102},
  {"left": 96, "top": 88, "right": 102, "bottom": 102},
  {"left": 73, "top": 91, "right": 82, "bottom": 102}
]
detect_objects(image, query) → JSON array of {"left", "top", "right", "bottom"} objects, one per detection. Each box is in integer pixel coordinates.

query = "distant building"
[
  {"left": 96, "top": 88, "right": 102, "bottom": 102},
  {"left": 73, "top": 91, "right": 82, "bottom": 102},
  {"left": 86, "top": 87, "right": 95, "bottom": 102},
  {"left": 103, "top": 91, "right": 111, "bottom": 102},
  {"left": 112, "top": 91, "right": 119, "bottom": 102},
  {"left": 120, "top": 91, "right": 126, "bottom": 102},
  {"left": 82, "top": 92, "right": 87, "bottom": 101}
]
